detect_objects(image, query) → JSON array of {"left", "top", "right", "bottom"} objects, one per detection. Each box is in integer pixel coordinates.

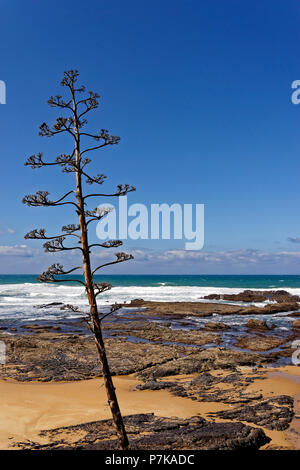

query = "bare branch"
[
  {"left": 60, "top": 304, "right": 84, "bottom": 313},
  {"left": 92, "top": 252, "right": 134, "bottom": 275},
  {"left": 25, "top": 227, "right": 80, "bottom": 240},
  {"left": 25, "top": 152, "right": 59, "bottom": 168},
  {"left": 99, "top": 303, "right": 122, "bottom": 323},
  {"left": 39, "top": 117, "right": 75, "bottom": 138},
  {"left": 22, "top": 190, "right": 78, "bottom": 209},
  {"left": 55, "top": 153, "right": 79, "bottom": 173},
  {"left": 37, "top": 263, "right": 85, "bottom": 285},
  {"left": 24, "top": 228, "right": 47, "bottom": 239},
  {"left": 24, "top": 152, "right": 78, "bottom": 170},
  {"left": 78, "top": 91, "right": 100, "bottom": 118},
  {"left": 93, "top": 282, "right": 113, "bottom": 298},
  {"left": 82, "top": 171, "right": 106, "bottom": 185},
  {"left": 85, "top": 206, "right": 114, "bottom": 225},
  {"left": 84, "top": 184, "right": 136, "bottom": 200},
  {"left": 89, "top": 240, "right": 123, "bottom": 249},
  {"left": 61, "top": 224, "right": 80, "bottom": 234},
  {"left": 80, "top": 129, "right": 120, "bottom": 154},
  {"left": 80, "top": 142, "right": 111, "bottom": 155},
  {"left": 43, "top": 236, "right": 83, "bottom": 253},
  {"left": 48, "top": 95, "right": 72, "bottom": 110},
  {"left": 60, "top": 69, "right": 80, "bottom": 89}
]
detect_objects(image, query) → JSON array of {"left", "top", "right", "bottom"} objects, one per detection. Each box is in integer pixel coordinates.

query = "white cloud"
[
  {"left": 127, "top": 248, "right": 300, "bottom": 267},
  {"left": 2, "top": 245, "right": 300, "bottom": 273},
  {"left": 0, "top": 245, "right": 34, "bottom": 257}
]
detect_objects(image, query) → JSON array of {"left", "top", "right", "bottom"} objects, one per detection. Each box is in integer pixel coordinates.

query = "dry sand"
[{"left": 0, "top": 365, "right": 299, "bottom": 450}]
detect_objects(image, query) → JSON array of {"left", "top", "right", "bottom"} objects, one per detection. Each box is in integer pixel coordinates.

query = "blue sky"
[{"left": 1, "top": 0, "right": 300, "bottom": 273}]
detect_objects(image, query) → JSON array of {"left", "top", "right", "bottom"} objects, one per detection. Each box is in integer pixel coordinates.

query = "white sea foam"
[{"left": 0, "top": 283, "right": 300, "bottom": 323}]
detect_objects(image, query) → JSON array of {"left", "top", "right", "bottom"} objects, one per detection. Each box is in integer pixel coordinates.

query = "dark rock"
[
  {"left": 125, "top": 300, "right": 243, "bottom": 317},
  {"left": 129, "top": 299, "right": 145, "bottom": 306},
  {"left": 125, "top": 299, "right": 299, "bottom": 318},
  {"left": 203, "top": 291, "right": 267, "bottom": 302},
  {"left": 210, "top": 395, "right": 294, "bottom": 431},
  {"left": 203, "top": 322, "right": 230, "bottom": 331},
  {"left": 136, "top": 348, "right": 273, "bottom": 381},
  {"left": 106, "top": 321, "right": 220, "bottom": 346},
  {"left": 246, "top": 319, "right": 272, "bottom": 330},
  {"left": 22, "top": 324, "right": 62, "bottom": 332},
  {"left": 0, "top": 331, "right": 188, "bottom": 382},
  {"left": 14, "top": 413, "right": 270, "bottom": 450},
  {"left": 292, "top": 319, "right": 300, "bottom": 329},
  {"left": 241, "top": 302, "right": 299, "bottom": 315},
  {"left": 202, "top": 290, "right": 300, "bottom": 304},
  {"left": 136, "top": 380, "right": 174, "bottom": 391},
  {"left": 162, "top": 370, "right": 263, "bottom": 404},
  {"left": 234, "top": 335, "right": 288, "bottom": 352}
]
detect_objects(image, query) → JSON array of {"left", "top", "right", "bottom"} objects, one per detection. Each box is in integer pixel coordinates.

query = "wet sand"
[{"left": 0, "top": 365, "right": 299, "bottom": 450}]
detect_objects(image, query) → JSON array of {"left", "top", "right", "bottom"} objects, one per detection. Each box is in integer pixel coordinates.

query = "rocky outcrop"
[
  {"left": 240, "top": 302, "right": 299, "bottom": 315},
  {"left": 292, "top": 319, "right": 300, "bottom": 329},
  {"left": 140, "top": 371, "right": 264, "bottom": 405},
  {"left": 126, "top": 299, "right": 300, "bottom": 317},
  {"left": 107, "top": 321, "right": 221, "bottom": 346},
  {"left": 202, "top": 290, "right": 300, "bottom": 304},
  {"left": 22, "top": 324, "right": 62, "bottom": 331},
  {"left": 203, "top": 322, "right": 230, "bottom": 331},
  {"left": 136, "top": 348, "right": 273, "bottom": 381},
  {"left": 246, "top": 319, "right": 273, "bottom": 330},
  {"left": 0, "top": 332, "right": 188, "bottom": 382},
  {"left": 210, "top": 396, "right": 294, "bottom": 431},
  {"left": 234, "top": 335, "right": 289, "bottom": 352},
  {"left": 14, "top": 413, "right": 270, "bottom": 450}
]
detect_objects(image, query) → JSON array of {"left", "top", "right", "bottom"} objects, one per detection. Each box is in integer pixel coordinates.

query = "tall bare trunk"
[{"left": 72, "top": 93, "right": 129, "bottom": 450}]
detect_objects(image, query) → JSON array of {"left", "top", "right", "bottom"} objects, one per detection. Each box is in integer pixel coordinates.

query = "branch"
[
  {"left": 89, "top": 240, "right": 123, "bottom": 249},
  {"left": 48, "top": 95, "right": 72, "bottom": 110},
  {"left": 61, "top": 69, "right": 78, "bottom": 84},
  {"left": 60, "top": 304, "right": 84, "bottom": 313},
  {"left": 25, "top": 152, "right": 59, "bottom": 168},
  {"left": 92, "top": 252, "right": 134, "bottom": 275},
  {"left": 99, "top": 303, "right": 122, "bottom": 323},
  {"left": 56, "top": 152, "right": 79, "bottom": 173},
  {"left": 25, "top": 227, "right": 80, "bottom": 240},
  {"left": 78, "top": 91, "right": 100, "bottom": 118},
  {"left": 39, "top": 117, "right": 75, "bottom": 138},
  {"left": 62, "top": 224, "right": 80, "bottom": 234},
  {"left": 80, "top": 142, "right": 111, "bottom": 155},
  {"left": 93, "top": 282, "right": 113, "bottom": 298},
  {"left": 81, "top": 171, "right": 106, "bottom": 185},
  {"left": 24, "top": 152, "right": 78, "bottom": 171},
  {"left": 37, "top": 263, "right": 85, "bottom": 285},
  {"left": 22, "top": 190, "right": 78, "bottom": 209},
  {"left": 60, "top": 69, "right": 81, "bottom": 89},
  {"left": 84, "top": 184, "right": 136, "bottom": 200},
  {"left": 85, "top": 206, "right": 114, "bottom": 225},
  {"left": 43, "top": 236, "right": 83, "bottom": 253},
  {"left": 80, "top": 129, "right": 120, "bottom": 153}
]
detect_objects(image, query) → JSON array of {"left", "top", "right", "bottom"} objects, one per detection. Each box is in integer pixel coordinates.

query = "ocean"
[{"left": 0, "top": 274, "right": 300, "bottom": 329}]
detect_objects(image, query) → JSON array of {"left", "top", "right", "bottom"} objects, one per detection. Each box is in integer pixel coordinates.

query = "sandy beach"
[{"left": 0, "top": 365, "right": 299, "bottom": 450}]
